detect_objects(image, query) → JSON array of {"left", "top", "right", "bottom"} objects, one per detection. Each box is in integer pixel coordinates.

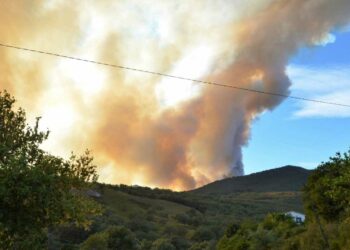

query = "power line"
[{"left": 0, "top": 42, "right": 349, "bottom": 108}]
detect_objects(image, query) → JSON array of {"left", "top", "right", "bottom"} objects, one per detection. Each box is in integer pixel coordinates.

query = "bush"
[
  {"left": 151, "top": 238, "right": 176, "bottom": 250},
  {"left": 217, "top": 213, "right": 303, "bottom": 250},
  {"left": 189, "top": 226, "right": 216, "bottom": 242},
  {"left": 81, "top": 226, "right": 140, "bottom": 250},
  {"left": 106, "top": 226, "right": 140, "bottom": 250},
  {"left": 80, "top": 232, "right": 108, "bottom": 250}
]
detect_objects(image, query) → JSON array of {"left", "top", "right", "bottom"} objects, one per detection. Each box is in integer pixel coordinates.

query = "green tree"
[
  {"left": 81, "top": 226, "right": 140, "bottom": 250},
  {"left": 217, "top": 214, "right": 303, "bottom": 250},
  {"left": 302, "top": 149, "right": 350, "bottom": 249},
  {"left": 0, "top": 91, "right": 102, "bottom": 249},
  {"left": 106, "top": 226, "right": 140, "bottom": 250},
  {"left": 303, "top": 150, "right": 350, "bottom": 222}
]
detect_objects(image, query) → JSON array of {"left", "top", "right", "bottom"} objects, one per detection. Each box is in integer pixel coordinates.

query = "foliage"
[
  {"left": 52, "top": 176, "right": 305, "bottom": 248},
  {"left": 188, "top": 226, "right": 215, "bottom": 242},
  {"left": 169, "top": 236, "right": 190, "bottom": 250},
  {"left": 106, "top": 226, "right": 140, "bottom": 249},
  {"left": 174, "top": 209, "right": 203, "bottom": 226},
  {"left": 217, "top": 213, "right": 303, "bottom": 250},
  {"left": 117, "top": 184, "right": 207, "bottom": 212},
  {"left": 0, "top": 91, "right": 102, "bottom": 249},
  {"left": 151, "top": 238, "right": 176, "bottom": 250},
  {"left": 303, "top": 150, "right": 350, "bottom": 222},
  {"left": 80, "top": 232, "right": 108, "bottom": 250},
  {"left": 188, "top": 241, "right": 212, "bottom": 250},
  {"left": 224, "top": 222, "right": 240, "bottom": 238},
  {"left": 218, "top": 149, "right": 350, "bottom": 250},
  {"left": 81, "top": 226, "right": 140, "bottom": 250}
]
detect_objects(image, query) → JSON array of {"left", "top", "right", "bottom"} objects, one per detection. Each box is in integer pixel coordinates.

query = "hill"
[
  {"left": 191, "top": 165, "right": 311, "bottom": 194},
  {"left": 52, "top": 166, "right": 310, "bottom": 248}
]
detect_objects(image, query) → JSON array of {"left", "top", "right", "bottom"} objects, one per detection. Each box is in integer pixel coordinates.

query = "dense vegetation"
[
  {"left": 217, "top": 150, "right": 350, "bottom": 250},
  {"left": 1, "top": 90, "right": 349, "bottom": 249},
  {"left": 217, "top": 213, "right": 305, "bottom": 249},
  {"left": 0, "top": 91, "right": 101, "bottom": 249},
  {"left": 50, "top": 168, "right": 305, "bottom": 249}
]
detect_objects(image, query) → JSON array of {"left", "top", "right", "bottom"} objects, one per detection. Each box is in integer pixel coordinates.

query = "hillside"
[
  {"left": 191, "top": 165, "right": 311, "bottom": 194},
  {"left": 52, "top": 166, "right": 310, "bottom": 248}
]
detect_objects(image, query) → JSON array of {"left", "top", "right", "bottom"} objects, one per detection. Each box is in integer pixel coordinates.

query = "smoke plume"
[{"left": 0, "top": 0, "right": 349, "bottom": 190}]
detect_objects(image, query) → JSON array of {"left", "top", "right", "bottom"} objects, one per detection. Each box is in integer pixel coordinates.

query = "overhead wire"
[{"left": 0, "top": 42, "right": 349, "bottom": 108}]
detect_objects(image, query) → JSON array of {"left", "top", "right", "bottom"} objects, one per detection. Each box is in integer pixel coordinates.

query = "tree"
[
  {"left": 106, "top": 226, "right": 140, "bottom": 250},
  {"left": 303, "top": 149, "right": 350, "bottom": 222},
  {"left": 81, "top": 226, "right": 140, "bottom": 250},
  {"left": 302, "top": 150, "right": 350, "bottom": 249},
  {"left": 0, "top": 91, "right": 102, "bottom": 249},
  {"left": 216, "top": 214, "right": 303, "bottom": 250}
]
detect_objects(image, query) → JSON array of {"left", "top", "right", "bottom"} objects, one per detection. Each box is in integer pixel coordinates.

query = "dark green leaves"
[
  {"left": 303, "top": 150, "right": 350, "bottom": 222},
  {"left": 0, "top": 91, "right": 102, "bottom": 249}
]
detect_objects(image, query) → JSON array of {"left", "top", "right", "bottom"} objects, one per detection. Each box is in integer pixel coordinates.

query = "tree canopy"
[
  {"left": 0, "top": 91, "right": 102, "bottom": 248},
  {"left": 303, "top": 150, "right": 350, "bottom": 222},
  {"left": 81, "top": 226, "right": 140, "bottom": 250}
]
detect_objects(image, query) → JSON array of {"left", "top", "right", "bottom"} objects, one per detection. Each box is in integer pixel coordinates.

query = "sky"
[
  {"left": 0, "top": 1, "right": 350, "bottom": 190},
  {"left": 244, "top": 30, "right": 350, "bottom": 174}
]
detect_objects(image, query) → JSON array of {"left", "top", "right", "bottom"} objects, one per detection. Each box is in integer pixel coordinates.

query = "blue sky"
[{"left": 243, "top": 30, "right": 350, "bottom": 174}]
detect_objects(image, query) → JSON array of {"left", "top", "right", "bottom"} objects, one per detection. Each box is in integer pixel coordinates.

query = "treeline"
[{"left": 102, "top": 184, "right": 207, "bottom": 213}]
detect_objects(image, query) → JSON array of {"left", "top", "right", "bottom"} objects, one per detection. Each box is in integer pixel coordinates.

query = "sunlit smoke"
[{"left": 0, "top": 0, "right": 349, "bottom": 190}]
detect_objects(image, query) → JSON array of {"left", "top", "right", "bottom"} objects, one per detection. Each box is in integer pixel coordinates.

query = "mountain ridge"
[{"left": 190, "top": 165, "right": 311, "bottom": 194}]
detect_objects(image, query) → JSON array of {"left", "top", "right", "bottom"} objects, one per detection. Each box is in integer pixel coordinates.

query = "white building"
[{"left": 285, "top": 211, "right": 305, "bottom": 224}]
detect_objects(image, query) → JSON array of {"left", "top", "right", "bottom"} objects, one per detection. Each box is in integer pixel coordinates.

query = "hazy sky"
[
  {"left": 244, "top": 30, "right": 350, "bottom": 174},
  {"left": 0, "top": 1, "right": 349, "bottom": 190}
]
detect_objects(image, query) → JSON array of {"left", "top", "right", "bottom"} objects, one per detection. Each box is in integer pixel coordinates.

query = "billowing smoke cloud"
[{"left": 0, "top": 0, "right": 349, "bottom": 190}]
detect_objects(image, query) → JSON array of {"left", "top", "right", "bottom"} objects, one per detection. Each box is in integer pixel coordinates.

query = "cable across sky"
[{"left": 0, "top": 42, "right": 349, "bottom": 108}]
